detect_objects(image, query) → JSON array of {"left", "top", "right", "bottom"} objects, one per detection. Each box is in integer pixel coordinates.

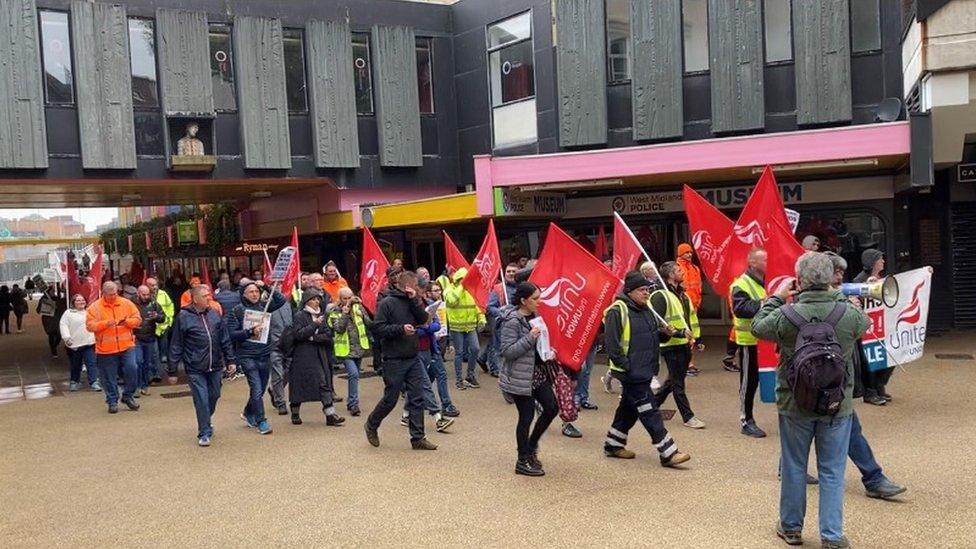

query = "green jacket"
[
  {"left": 154, "top": 289, "right": 175, "bottom": 336},
  {"left": 752, "top": 289, "right": 869, "bottom": 419}
]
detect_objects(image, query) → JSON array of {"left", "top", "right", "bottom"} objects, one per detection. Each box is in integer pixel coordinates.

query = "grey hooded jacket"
[{"left": 497, "top": 305, "right": 539, "bottom": 396}]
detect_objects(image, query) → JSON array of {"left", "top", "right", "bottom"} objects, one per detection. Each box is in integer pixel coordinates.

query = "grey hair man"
[{"left": 752, "top": 252, "right": 870, "bottom": 548}]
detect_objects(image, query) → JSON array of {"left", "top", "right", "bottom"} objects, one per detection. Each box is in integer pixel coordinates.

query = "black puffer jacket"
[
  {"left": 133, "top": 298, "right": 165, "bottom": 343},
  {"left": 603, "top": 294, "right": 669, "bottom": 384}
]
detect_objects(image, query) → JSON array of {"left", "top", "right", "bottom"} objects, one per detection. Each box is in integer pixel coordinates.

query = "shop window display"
[{"left": 795, "top": 210, "right": 886, "bottom": 278}]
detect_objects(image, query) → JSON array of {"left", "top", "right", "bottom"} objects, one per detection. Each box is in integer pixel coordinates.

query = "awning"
[{"left": 318, "top": 192, "right": 481, "bottom": 232}]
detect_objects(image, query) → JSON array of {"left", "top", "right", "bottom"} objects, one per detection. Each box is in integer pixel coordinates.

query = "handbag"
[{"left": 547, "top": 362, "right": 578, "bottom": 423}]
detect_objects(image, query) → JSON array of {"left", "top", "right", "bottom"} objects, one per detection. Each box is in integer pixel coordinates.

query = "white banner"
[{"left": 861, "top": 267, "right": 933, "bottom": 371}]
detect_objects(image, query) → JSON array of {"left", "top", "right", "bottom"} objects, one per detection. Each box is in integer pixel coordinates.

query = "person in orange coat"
[
  {"left": 86, "top": 281, "right": 143, "bottom": 413},
  {"left": 180, "top": 276, "right": 223, "bottom": 316},
  {"left": 676, "top": 243, "right": 705, "bottom": 375},
  {"left": 321, "top": 261, "right": 349, "bottom": 303}
]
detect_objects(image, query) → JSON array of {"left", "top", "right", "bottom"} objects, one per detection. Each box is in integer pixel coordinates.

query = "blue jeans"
[
  {"left": 134, "top": 339, "right": 159, "bottom": 389},
  {"left": 342, "top": 358, "right": 360, "bottom": 408},
  {"left": 188, "top": 369, "right": 223, "bottom": 438},
  {"left": 574, "top": 347, "right": 597, "bottom": 406},
  {"left": 157, "top": 330, "right": 170, "bottom": 365},
  {"left": 240, "top": 356, "right": 271, "bottom": 424},
  {"left": 451, "top": 330, "right": 480, "bottom": 382},
  {"left": 97, "top": 349, "right": 138, "bottom": 405},
  {"left": 68, "top": 345, "right": 98, "bottom": 385},
  {"left": 779, "top": 413, "right": 853, "bottom": 542},
  {"left": 419, "top": 349, "right": 453, "bottom": 410},
  {"left": 848, "top": 412, "right": 885, "bottom": 489},
  {"left": 478, "top": 327, "right": 500, "bottom": 374}
]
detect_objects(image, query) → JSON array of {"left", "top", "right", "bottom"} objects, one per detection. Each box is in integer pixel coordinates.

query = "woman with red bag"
[{"left": 498, "top": 282, "right": 559, "bottom": 477}]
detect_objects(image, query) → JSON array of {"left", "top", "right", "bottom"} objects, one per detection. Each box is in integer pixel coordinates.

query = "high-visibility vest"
[
  {"left": 651, "top": 289, "right": 700, "bottom": 348},
  {"left": 328, "top": 304, "right": 371, "bottom": 358},
  {"left": 603, "top": 300, "right": 630, "bottom": 373},
  {"left": 729, "top": 273, "right": 765, "bottom": 346},
  {"left": 154, "top": 290, "right": 174, "bottom": 336}
]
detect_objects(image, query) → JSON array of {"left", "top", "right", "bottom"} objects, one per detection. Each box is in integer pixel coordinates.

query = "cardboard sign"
[{"left": 271, "top": 246, "right": 297, "bottom": 282}]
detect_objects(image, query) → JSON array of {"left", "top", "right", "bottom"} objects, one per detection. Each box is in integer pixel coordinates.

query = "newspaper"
[
  {"left": 243, "top": 310, "right": 272, "bottom": 344},
  {"left": 529, "top": 316, "right": 555, "bottom": 361}
]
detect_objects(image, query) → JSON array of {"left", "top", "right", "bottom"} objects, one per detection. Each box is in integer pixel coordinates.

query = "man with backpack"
[{"left": 752, "top": 252, "right": 868, "bottom": 549}]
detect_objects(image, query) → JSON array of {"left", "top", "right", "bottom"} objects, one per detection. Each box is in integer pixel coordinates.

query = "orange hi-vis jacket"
[
  {"left": 677, "top": 256, "right": 703, "bottom": 310},
  {"left": 322, "top": 277, "right": 349, "bottom": 303},
  {"left": 86, "top": 296, "right": 142, "bottom": 355}
]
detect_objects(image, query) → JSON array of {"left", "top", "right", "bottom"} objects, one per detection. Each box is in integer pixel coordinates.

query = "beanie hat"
[
  {"left": 677, "top": 243, "right": 693, "bottom": 257},
  {"left": 623, "top": 271, "right": 651, "bottom": 293},
  {"left": 861, "top": 249, "right": 883, "bottom": 273}
]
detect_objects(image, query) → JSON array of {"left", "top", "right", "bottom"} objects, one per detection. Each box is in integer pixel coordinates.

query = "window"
[
  {"left": 606, "top": 0, "right": 631, "bottom": 83},
  {"left": 796, "top": 210, "right": 887, "bottom": 276},
  {"left": 487, "top": 12, "right": 537, "bottom": 148},
  {"left": 209, "top": 24, "right": 236, "bottom": 111},
  {"left": 128, "top": 19, "right": 159, "bottom": 109},
  {"left": 682, "top": 0, "right": 709, "bottom": 73},
  {"left": 39, "top": 11, "right": 73, "bottom": 105},
  {"left": 763, "top": 0, "right": 792, "bottom": 63},
  {"left": 283, "top": 29, "right": 307, "bottom": 112},
  {"left": 416, "top": 37, "right": 434, "bottom": 114},
  {"left": 851, "top": 0, "right": 881, "bottom": 52},
  {"left": 352, "top": 33, "right": 373, "bottom": 115}
]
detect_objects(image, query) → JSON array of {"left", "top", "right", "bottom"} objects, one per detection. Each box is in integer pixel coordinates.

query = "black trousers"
[
  {"left": 864, "top": 366, "right": 895, "bottom": 399},
  {"left": 724, "top": 339, "right": 740, "bottom": 363},
  {"left": 366, "top": 357, "right": 426, "bottom": 442},
  {"left": 739, "top": 344, "right": 759, "bottom": 425},
  {"left": 46, "top": 331, "right": 61, "bottom": 355},
  {"left": 510, "top": 380, "right": 558, "bottom": 459},
  {"left": 0, "top": 312, "right": 9, "bottom": 333},
  {"left": 656, "top": 346, "right": 695, "bottom": 423},
  {"left": 605, "top": 381, "right": 676, "bottom": 458}
]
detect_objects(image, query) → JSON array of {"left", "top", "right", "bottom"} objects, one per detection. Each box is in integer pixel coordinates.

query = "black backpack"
[{"left": 781, "top": 303, "right": 848, "bottom": 416}]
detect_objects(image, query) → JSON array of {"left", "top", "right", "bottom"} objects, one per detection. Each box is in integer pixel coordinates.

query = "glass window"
[
  {"left": 796, "top": 210, "right": 887, "bottom": 277},
  {"left": 682, "top": 0, "right": 709, "bottom": 72},
  {"left": 352, "top": 33, "right": 373, "bottom": 115},
  {"left": 128, "top": 19, "right": 159, "bottom": 109},
  {"left": 488, "top": 12, "right": 531, "bottom": 48},
  {"left": 489, "top": 40, "right": 535, "bottom": 107},
  {"left": 209, "top": 24, "right": 236, "bottom": 111},
  {"left": 416, "top": 37, "right": 434, "bottom": 114},
  {"left": 492, "top": 100, "right": 537, "bottom": 148},
  {"left": 39, "top": 11, "right": 73, "bottom": 105},
  {"left": 606, "top": 0, "right": 631, "bottom": 82},
  {"left": 283, "top": 29, "right": 307, "bottom": 112},
  {"left": 763, "top": 0, "right": 792, "bottom": 62},
  {"left": 851, "top": 0, "right": 881, "bottom": 52}
]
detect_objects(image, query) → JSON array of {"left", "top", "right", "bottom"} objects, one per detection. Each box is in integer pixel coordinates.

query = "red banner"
[
  {"left": 530, "top": 223, "right": 618, "bottom": 371},
  {"left": 462, "top": 219, "right": 501, "bottom": 311},
  {"left": 443, "top": 230, "right": 470, "bottom": 273},
  {"left": 360, "top": 228, "right": 390, "bottom": 314},
  {"left": 611, "top": 213, "right": 645, "bottom": 283},
  {"left": 281, "top": 227, "right": 301, "bottom": 295},
  {"left": 683, "top": 185, "right": 742, "bottom": 299}
]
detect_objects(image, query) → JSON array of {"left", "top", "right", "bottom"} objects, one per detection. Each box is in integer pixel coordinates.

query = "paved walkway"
[{"left": 1, "top": 312, "right": 975, "bottom": 547}]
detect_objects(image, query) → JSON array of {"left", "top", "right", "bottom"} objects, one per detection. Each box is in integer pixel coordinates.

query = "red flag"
[
  {"left": 735, "top": 165, "right": 791, "bottom": 244},
  {"left": 360, "top": 228, "right": 390, "bottom": 313},
  {"left": 281, "top": 227, "right": 301, "bottom": 295},
  {"left": 88, "top": 245, "right": 103, "bottom": 303},
  {"left": 461, "top": 219, "right": 501, "bottom": 311},
  {"left": 66, "top": 251, "right": 82, "bottom": 298},
  {"left": 443, "top": 231, "right": 469, "bottom": 273},
  {"left": 200, "top": 259, "right": 212, "bottom": 288},
  {"left": 683, "top": 185, "right": 740, "bottom": 299},
  {"left": 611, "top": 213, "right": 646, "bottom": 283},
  {"left": 529, "top": 223, "right": 618, "bottom": 371},
  {"left": 595, "top": 225, "right": 609, "bottom": 261}
]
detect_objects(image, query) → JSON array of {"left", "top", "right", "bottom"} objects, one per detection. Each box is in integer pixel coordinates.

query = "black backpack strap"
[
  {"left": 824, "top": 303, "right": 847, "bottom": 327},
  {"left": 780, "top": 304, "right": 806, "bottom": 329}
]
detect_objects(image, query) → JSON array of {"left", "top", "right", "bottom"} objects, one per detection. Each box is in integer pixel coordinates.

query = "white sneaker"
[
  {"left": 68, "top": 381, "right": 81, "bottom": 392},
  {"left": 684, "top": 417, "right": 706, "bottom": 429},
  {"left": 601, "top": 375, "right": 616, "bottom": 394}
]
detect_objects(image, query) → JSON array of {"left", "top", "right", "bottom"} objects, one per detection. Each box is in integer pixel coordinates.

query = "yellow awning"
[{"left": 318, "top": 192, "right": 480, "bottom": 232}]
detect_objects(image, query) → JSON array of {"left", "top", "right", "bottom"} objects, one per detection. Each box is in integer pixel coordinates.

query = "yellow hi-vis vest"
[
  {"left": 328, "top": 304, "right": 371, "bottom": 358},
  {"left": 651, "top": 289, "right": 700, "bottom": 348},
  {"left": 729, "top": 273, "right": 765, "bottom": 346},
  {"left": 603, "top": 300, "right": 630, "bottom": 373}
]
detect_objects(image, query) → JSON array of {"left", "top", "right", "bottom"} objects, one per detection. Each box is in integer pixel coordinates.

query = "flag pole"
[{"left": 613, "top": 212, "right": 670, "bottom": 327}]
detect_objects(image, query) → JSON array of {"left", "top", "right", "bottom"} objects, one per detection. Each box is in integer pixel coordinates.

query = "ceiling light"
[{"left": 752, "top": 158, "right": 879, "bottom": 174}]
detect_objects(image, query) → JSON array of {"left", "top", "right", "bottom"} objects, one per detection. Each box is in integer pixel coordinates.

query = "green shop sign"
[{"left": 176, "top": 221, "right": 199, "bottom": 245}]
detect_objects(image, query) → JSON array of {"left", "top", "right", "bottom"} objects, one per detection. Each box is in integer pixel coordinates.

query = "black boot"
[
  {"left": 290, "top": 404, "right": 302, "bottom": 425},
  {"left": 515, "top": 457, "right": 545, "bottom": 477}
]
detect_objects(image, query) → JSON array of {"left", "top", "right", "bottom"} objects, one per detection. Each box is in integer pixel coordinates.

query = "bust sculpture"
[{"left": 176, "top": 122, "right": 205, "bottom": 156}]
